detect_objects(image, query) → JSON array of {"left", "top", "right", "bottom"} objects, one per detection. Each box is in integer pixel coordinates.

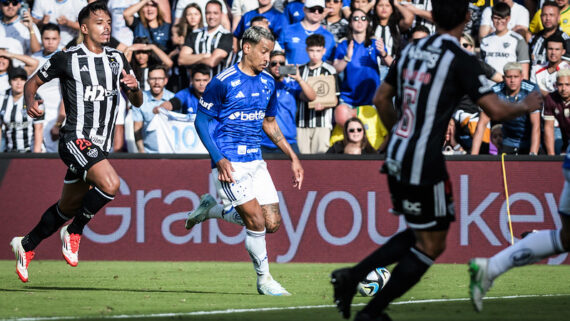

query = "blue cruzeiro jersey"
[{"left": 199, "top": 64, "right": 278, "bottom": 162}]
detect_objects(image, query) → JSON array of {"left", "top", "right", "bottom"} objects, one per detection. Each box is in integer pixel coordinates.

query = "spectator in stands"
[
  {"left": 178, "top": 0, "right": 233, "bottom": 76},
  {"left": 174, "top": 0, "right": 230, "bottom": 31},
  {"left": 351, "top": 0, "right": 375, "bottom": 15},
  {"left": 108, "top": 0, "right": 139, "bottom": 46},
  {"left": 400, "top": 0, "right": 435, "bottom": 35},
  {"left": 544, "top": 69, "right": 570, "bottom": 154},
  {"left": 323, "top": 0, "right": 349, "bottom": 44},
  {"left": 442, "top": 118, "right": 466, "bottom": 155},
  {"left": 31, "top": 0, "right": 85, "bottom": 48},
  {"left": 279, "top": 0, "right": 336, "bottom": 64},
  {"left": 297, "top": 34, "right": 338, "bottom": 154},
  {"left": 233, "top": 0, "right": 287, "bottom": 44},
  {"left": 327, "top": 117, "right": 376, "bottom": 154},
  {"left": 480, "top": 2, "right": 530, "bottom": 80},
  {"left": 126, "top": 37, "right": 173, "bottom": 92},
  {"left": 231, "top": 0, "right": 261, "bottom": 31},
  {"left": 0, "top": 47, "right": 38, "bottom": 92},
  {"left": 473, "top": 62, "right": 541, "bottom": 155},
  {"left": 133, "top": 64, "right": 175, "bottom": 153},
  {"left": 529, "top": 2, "right": 570, "bottom": 67},
  {"left": 479, "top": 0, "right": 529, "bottom": 40},
  {"left": 333, "top": 9, "right": 382, "bottom": 127},
  {"left": 261, "top": 50, "right": 316, "bottom": 154},
  {"left": 1, "top": 0, "right": 41, "bottom": 55},
  {"left": 489, "top": 124, "right": 503, "bottom": 155},
  {"left": 175, "top": 3, "right": 204, "bottom": 42},
  {"left": 531, "top": 34, "right": 570, "bottom": 96},
  {"left": 124, "top": 0, "right": 172, "bottom": 51},
  {"left": 530, "top": 0, "right": 570, "bottom": 36},
  {"left": 158, "top": 64, "right": 211, "bottom": 115},
  {"left": 285, "top": 0, "right": 305, "bottom": 24},
  {"left": 408, "top": 24, "right": 430, "bottom": 40},
  {"left": 0, "top": 67, "right": 43, "bottom": 153},
  {"left": 373, "top": 0, "right": 414, "bottom": 72}
]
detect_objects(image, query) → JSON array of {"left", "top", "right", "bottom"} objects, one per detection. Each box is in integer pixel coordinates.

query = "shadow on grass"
[{"left": 0, "top": 286, "right": 256, "bottom": 296}]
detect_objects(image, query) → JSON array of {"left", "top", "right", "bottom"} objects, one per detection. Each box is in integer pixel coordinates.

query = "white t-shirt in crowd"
[
  {"left": 108, "top": 0, "right": 139, "bottom": 46},
  {"left": 31, "top": 0, "right": 87, "bottom": 48},
  {"left": 480, "top": 2, "right": 529, "bottom": 32},
  {"left": 174, "top": 0, "right": 228, "bottom": 26},
  {"left": 480, "top": 30, "right": 530, "bottom": 76}
]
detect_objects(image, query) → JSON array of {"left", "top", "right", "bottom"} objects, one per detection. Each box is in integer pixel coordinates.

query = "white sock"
[
  {"left": 245, "top": 229, "right": 269, "bottom": 276},
  {"left": 206, "top": 204, "right": 224, "bottom": 219},
  {"left": 488, "top": 229, "right": 564, "bottom": 280},
  {"left": 208, "top": 205, "right": 244, "bottom": 226}
]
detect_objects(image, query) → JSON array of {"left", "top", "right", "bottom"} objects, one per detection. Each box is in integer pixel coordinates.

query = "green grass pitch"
[{"left": 1, "top": 261, "right": 569, "bottom": 321}]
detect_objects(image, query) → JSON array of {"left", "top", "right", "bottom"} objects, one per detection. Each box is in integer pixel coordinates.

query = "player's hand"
[
  {"left": 523, "top": 91, "right": 543, "bottom": 113},
  {"left": 27, "top": 99, "right": 44, "bottom": 118},
  {"left": 216, "top": 158, "right": 236, "bottom": 184},
  {"left": 121, "top": 70, "right": 139, "bottom": 91},
  {"left": 291, "top": 158, "right": 303, "bottom": 190}
]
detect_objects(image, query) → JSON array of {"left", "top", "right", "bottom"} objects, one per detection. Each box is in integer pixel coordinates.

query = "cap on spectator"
[
  {"left": 8, "top": 67, "right": 27, "bottom": 81},
  {"left": 305, "top": 0, "right": 325, "bottom": 8}
]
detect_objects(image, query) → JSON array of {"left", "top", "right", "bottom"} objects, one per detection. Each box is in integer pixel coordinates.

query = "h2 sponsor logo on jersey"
[
  {"left": 84, "top": 86, "right": 118, "bottom": 102},
  {"left": 228, "top": 110, "right": 265, "bottom": 121}
]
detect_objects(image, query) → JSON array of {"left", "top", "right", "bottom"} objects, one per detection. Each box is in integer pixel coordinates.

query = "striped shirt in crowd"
[
  {"left": 0, "top": 89, "right": 44, "bottom": 152},
  {"left": 183, "top": 25, "right": 233, "bottom": 76},
  {"left": 36, "top": 43, "right": 134, "bottom": 152},
  {"left": 296, "top": 63, "right": 339, "bottom": 130}
]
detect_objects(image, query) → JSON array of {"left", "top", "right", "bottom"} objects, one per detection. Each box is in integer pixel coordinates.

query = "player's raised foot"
[
  {"left": 354, "top": 311, "right": 392, "bottom": 321},
  {"left": 257, "top": 274, "right": 291, "bottom": 296},
  {"left": 468, "top": 257, "right": 493, "bottom": 312},
  {"left": 10, "top": 237, "right": 35, "bottom": 283},
  {"left": 331, "top": 267, "right": 358, "bottom": 319},
  {"left": 60, "top": 225, "right": 81, "bottom": 267},
  {"left": 185, "top": 194, "right": 217, "bottom": 229}
]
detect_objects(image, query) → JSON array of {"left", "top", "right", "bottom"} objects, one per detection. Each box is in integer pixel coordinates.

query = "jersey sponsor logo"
[
  {"left": 235, "top": 91, "right": 245, "bottom": 98},
  {"left": 237, "top": 145, "right": 247, "bottom": 155},
  {"left": 87, "top": 148, "right": 99, "bottom": 158},
  {"left": 228, "top": 110, "right": 265, "bottom": 121},
  {"left": 199, "top": 97, "right": 213, "bottom": 110},
  {"left": 402, "top": 199, "right": 421, "bottom": 215},
  {"left": 486, "top": 52, "right": 511, "bottom": 58},
  {"left": 251, "top": 92, "right": 260, "bottom": 97},
  {"left": 231, "top": 79, "right": 241, "bottom": 87},
  {"left": 292, "top": 37, "right": 300, "bottom": 43},
  {"left": 80, "top": 65, "right": 89, "bottom": 72},
  {"left": 90, "top": 135, "right": 105, "bottom": 146},
  {"left": 83, "top": 85, "right": 118, "bottom": 102},
  {"left": 407, "top": 46, "right": 440, "bottom": 68}
]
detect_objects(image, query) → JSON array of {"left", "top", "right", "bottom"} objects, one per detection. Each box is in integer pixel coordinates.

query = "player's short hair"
[
  {"left": 41, "top": 23, "right": 60, "bottom": 35},
  {"left": 191, "top": 63, "right": 211, "bottom": 78},
  {"left": 242, "top": 26, "right": 275, "bottom": 46},
  {"left": 545, "top": 33, "right": 566, "bottom": 50},
  {"left": 78, "top": 0, "right": 110, "bottom": 25},
  {"left": 148, "top": 64, "right": 169, "bottom": 75},
  {"left": 306, "top": 34, "right": 325, "bottom": 48},
  {"left": 432, "top": 0, "right": 469, "bottom": 31},
  {"left": 492, "top": 2, "right": 511, "bottom": 18},
  {"left": 557, "top": 68, "right": 570, "bottom": 79},
  {"left": 542, "top": 1, "right": 560, "bottom": 11},
  {"left": 503, "top": 62, "right": 522, "bottom": 74},
  {"left": 205, "top": 0, "right": 223, "bottom": 11}
]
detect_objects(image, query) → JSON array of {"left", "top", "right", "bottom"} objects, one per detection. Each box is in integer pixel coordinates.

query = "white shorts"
[{"left": 212, "top": 159, "right": 279, "bottom": 211}]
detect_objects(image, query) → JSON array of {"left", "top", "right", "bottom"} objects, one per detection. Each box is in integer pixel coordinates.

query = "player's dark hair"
[
  {"left": 77, "top": 0, "right": 110, "bottom": 25},
  {"left": 542, "top": 1, "right": 559, "bottom": 11},
  {"left": 491, "top": 2, "right": 511, "bottom": 19},
  {"left": 432, "top": 0, "right": 469, "bottom": 31},
  {"left": 41, "top": 23, "right": 60, "bottom": 36},
  {"left": 205, "top": 0, "right": 223, "bottom": 11},
  {"left": 545, "top": 33, "right": 566, "bottom": 51},
  {"left": 306, "top": 34, "right": 325, "bottom": 48},
  {"left": 191, "top": 63, "right": 211, "bottom": 78},
  {"left": 242, "top": 26, "right": 275, "bottom": 46}
]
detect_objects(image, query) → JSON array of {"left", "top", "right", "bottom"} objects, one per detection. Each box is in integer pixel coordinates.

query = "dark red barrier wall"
[{"left": 0, "top": 157, "right": 567, "bottom": 264}]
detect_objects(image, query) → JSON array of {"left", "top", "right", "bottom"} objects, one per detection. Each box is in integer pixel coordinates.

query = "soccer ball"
[{"left": 356, "top": 267, "right": 391, "bottom": 297}]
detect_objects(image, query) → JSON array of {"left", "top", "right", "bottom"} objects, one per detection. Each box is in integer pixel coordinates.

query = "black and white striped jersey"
[
  {"left": 296, "top": 63, "right": 339, "bottom": 129},
  {"left": 529, "top": 29, "right": 570, "bottom": 66},
  {"left": 0, "top": 89, "right": 44, "bottom": 152},
  {"left": 36, "top": 43, "right": 134, "bottom": 152},
  {"left": 383, "top": 33, "right": 492, "bottom": 185},
  {"left": 183, "top": 26, "right": 233, "bottom": 76}
]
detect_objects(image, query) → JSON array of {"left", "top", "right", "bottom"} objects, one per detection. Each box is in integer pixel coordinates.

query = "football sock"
[
  {"left": 360, "top": 246, "right": 433, "bottom": 317},
  {"left": 351, "top": 229, "right": 415, "bottom": 280},
  {"left": 487, "top": 229, "right": 564, "bottom": 280},
  {"left": 67, "top": 187, "right": 115, "bottom": 235},
  {"left": 245, "top": 229, "right": 269, "bottom": 276},
  {"left": 22, "top": 203, "right": 71, "bottom": 252},
  {"left": 221, "top": 207, "right": 244, "bottom": 226}
]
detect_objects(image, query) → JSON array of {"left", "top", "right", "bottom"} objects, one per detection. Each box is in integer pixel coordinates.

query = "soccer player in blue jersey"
[{"left": 186, "top": 26, "right": 304, "bottom": 296}]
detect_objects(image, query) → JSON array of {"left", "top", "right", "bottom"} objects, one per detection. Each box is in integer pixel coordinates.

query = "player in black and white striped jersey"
[
  {"left": 331, "top": 1, "right": 542, "bottom": 320},
  {"left": 9, "top": 1, "right": 143, "bottom": 283},
  {"left": 0, "top": 67, "right": 44, "bottom": 152}
]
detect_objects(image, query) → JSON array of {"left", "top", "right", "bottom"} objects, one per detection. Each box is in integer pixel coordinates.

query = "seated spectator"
[
  {"left": 1, "top": 0, "right": 41, "bottom": 55},
  {"left": 132, "top": 65, "right": 175, "bottom": 153},
  {"left": 489, "top": 124, "right": 503, "bottom": 155},
  {"left": 285, "top": 0, "right": 305, "bottom": 24},
  {"left": 175, "top": 3, "right": 203, "bottom": 42},
  {"left": 126, "top": 37, "right": 173, "bottom": 91},
  {"left": 530, "top": 0, "right": 570, "bottom": 36},
  {"left": 108, "top": 0, "right": 140, "bottom": 46},
  {"left": 297, "top": 34, "right": 339, "bottom": 154},
  {"left": 408, "top": 24, "right": 430, "bottom": 40},
  {"left": 174, "top": 0, "right": 230, "bottom": 31},
  {"left": 261, "top": 50, "right": 316, "bottom": 154},
  {"left": 31, "top": 0, "right": 85, "bottom": 48},
  {"left": 231, "top": 0, "right": 260, "bottom": 31},
  {"left": 333, "top": 9, "right": 382, "bottom": 127},
  {"left": 543, "top": 69, "right": 570, "bottom": 154},
  {"left": 400, "top": 0, "right": 436, "bottom": 35},
  {"left": 0, "top": 67, "right": 44, "bottom": 153},
  {"left": 531, "top": 34, "right": 570, "bottom": 96},
  {"left": 233, "top": 0, "right": 287, "bottom": 43},
  {"left": 529, "top": 1, "right": 570, "bottom": 67},
  {"left": 442, "top": 118, "right": 466, "bottom": 155},
  {"left": 479, "top": 0, "right": 529, "bottom": 40},
  {"left": 323, "top": 0, "right": 349, "bottom": 44},
  {"left": 124, "top": 0, "right": 172, "bottom": 51},
  {"left": 279, "top": 0, "right": 336, "bottom": 64},
  {"left": 159, "top": 64, "right": 211, "bottom": 115},
  {"left": 351, "top": 0, "right": 375, "bottom": 15},
  {"left": 327, "top": 117, "right": 376, "bottom": 154},
  {"left": 480, "top": 2, "right": 530, "bottom": 80},
  {"left": 0, "top": 46, "right": 39, "bottom": 92}
]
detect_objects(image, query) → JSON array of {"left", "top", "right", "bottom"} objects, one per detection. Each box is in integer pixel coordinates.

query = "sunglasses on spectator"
[
  {"left": 270, "top": 61, "right": 286, "bottom": 67},
  {"left": 326, "top": 0, "right": 342, "bottom": 3},
  {"left": 348, "top": 128, "right": 363, "bottom": 133},
  {"left": 461, "top": 43, "right": 472, "bottom": 48},
  {"left": 307, "top": 6, "right": 324, "bottom": 14},
  {"left": 352, "top": 16, "right": 368, "bottom": 22},
  {"left": 2, "top": 0, "right": 20, "bottom": 6}
]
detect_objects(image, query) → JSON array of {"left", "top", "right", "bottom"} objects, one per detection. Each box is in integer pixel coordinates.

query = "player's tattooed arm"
[{"left": 263, "top": 116, "right": 283, "bottom": 144}]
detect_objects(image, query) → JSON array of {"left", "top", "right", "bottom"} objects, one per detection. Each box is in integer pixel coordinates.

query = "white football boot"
[
  {"left": 469, "top": 257, "right": 493, "bottom": 312},
  {"left": 10, "top": 237, "right": 35, "bottom": 283},
  {"left": 257, "top": 274, "right": 291, "bottom": 296},
  {"left": 60, "top": 225, "right": 81, "bottom": 267}
]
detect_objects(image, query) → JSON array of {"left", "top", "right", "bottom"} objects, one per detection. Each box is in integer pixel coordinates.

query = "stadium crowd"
[{"left": 0, "top": 0, "right": 568, "bottom": 155}]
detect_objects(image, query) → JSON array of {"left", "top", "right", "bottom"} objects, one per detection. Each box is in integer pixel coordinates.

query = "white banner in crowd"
[{"left": 146, "top": 108, "right": 208, "bottom": 154}]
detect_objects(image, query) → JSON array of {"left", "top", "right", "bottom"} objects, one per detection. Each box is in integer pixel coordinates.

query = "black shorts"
[
  {"left": 59, "top": 137, "right": 107, "bottom": 183},
  {"left": 387, "top": 175, "right": 455, "bottom": 231}
]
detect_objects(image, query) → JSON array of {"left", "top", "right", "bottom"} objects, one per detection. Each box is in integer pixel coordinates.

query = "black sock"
[
  {"left": 67, "top": 187, "right": 114, "bottom": 235},
  {"left": 22, "top": 203, "right": 70, "bottom": 252},
  {"left": 361, "top": 246, "right": 433, "bottom": 317},
  {"left": 351, "top": 229, "right": 415, "bottom": 280}
]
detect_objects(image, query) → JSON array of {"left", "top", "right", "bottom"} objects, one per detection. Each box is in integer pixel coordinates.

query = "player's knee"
[{"left": 97, "top": 174, "right": 120, "bottom": 196}]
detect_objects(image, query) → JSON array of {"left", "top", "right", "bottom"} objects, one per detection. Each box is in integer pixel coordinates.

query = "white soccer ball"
[{"left": 356, "top": 267, "right": 391, "bottom": 297}]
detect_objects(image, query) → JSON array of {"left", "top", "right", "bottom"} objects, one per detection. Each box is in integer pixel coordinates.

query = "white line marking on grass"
[{"left": 4, "top": 294, "right": 570, "bottom": 321}]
